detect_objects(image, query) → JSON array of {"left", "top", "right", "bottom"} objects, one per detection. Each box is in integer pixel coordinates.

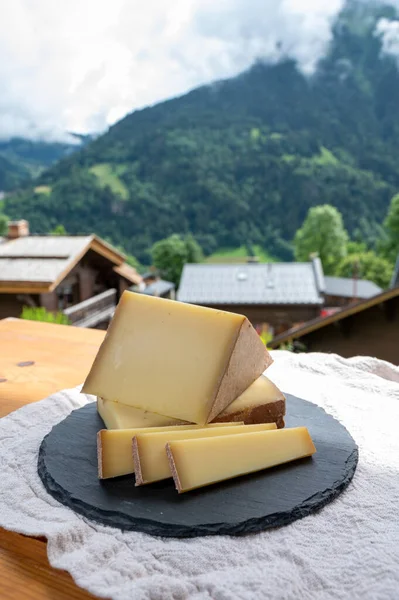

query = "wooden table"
[{"left": 0, "top": 318, "right": 106, "bottom": 600}]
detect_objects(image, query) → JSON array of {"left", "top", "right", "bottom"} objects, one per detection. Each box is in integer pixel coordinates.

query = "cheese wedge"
[
  {"left": 97, "top": 423, "right": 238, "bottom": 479},
  {"left": 166, "top": 427, "right": 316, "bottom": 493},
  {"left": 97, "top": 397, "right": 187, "bottom": 429},
  {"left": 133, "top": 422, "right": 277, "bottom": 486},
  {"left": 82, "top": 291, "right": 271, "bottom": 424},
  {"left": 213, "top": 375, "right": 286, "bottom": 426},
  {"left": 97, "top": 375, "right": 285, "bottom": 429}
]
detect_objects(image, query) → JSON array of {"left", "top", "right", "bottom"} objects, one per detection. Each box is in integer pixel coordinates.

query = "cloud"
[
  {"left": 0, "top": 0, "right": 345, "bottom": 141},
  {"left": 375, "top": 16, "right": 399, "bottom": 62}
]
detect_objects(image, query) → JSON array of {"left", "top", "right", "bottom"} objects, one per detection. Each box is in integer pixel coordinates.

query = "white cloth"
[{"left": 1, "top": 351, "right": 399, "bottom": 600}]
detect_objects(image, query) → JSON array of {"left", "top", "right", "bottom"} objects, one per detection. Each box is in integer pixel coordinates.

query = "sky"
[{"left": 0, "top": 0, "right": 398, "bottom": 142}]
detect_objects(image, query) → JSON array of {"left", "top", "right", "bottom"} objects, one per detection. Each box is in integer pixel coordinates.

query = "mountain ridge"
[
  {"left": 0, "top": 136, "right": 88, "bottom": 192},
  {"left": 3, "top": 0, "right": 399, "bottom": 262}
]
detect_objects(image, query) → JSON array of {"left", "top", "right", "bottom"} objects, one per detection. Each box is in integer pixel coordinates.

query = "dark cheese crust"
[
  {"left": 275, "top": 417, "right": 285, "bottom": 429},
  {"left": 165, "top": 443, "right": 183, "bottom": 493},
  {"left": 132, "top": 436, "right": 145, "bottom": 486},
  {"left": 212, "top": 399, "right": 286, "bottom": 427},
  {"left": 207, "top": 318, "right": 273, "bottom": 423},
  {"left": 97, "top": 430, "right": 105, "bottom": 479}
]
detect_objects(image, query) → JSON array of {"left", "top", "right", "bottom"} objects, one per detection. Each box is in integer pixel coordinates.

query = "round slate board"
[{"left": 37, "top": 396, "right": 358, "bottom": 538}]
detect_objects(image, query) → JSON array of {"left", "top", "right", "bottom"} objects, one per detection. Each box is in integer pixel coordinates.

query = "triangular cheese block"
[
  {"left": 212, "top": 374, "right": 285, "bottom": 426},
  {"left": 83, "top": 291, "right": 272, "bottom": 424}
]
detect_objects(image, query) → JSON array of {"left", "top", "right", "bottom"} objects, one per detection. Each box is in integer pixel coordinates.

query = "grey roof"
[
  {"left": 0, "top": 236, "right": 92, "bottom": 283},
  {"left": 0, "top": 236, "right": 91, "bottom": 258},
  {"left": 324, "top": 276, "right": 382, "bottom": 299},
  {"left": 177, "top": 263, "right": 324, "bottom": 305},
  {"left": 391, "top": 255, "right": 399, "bottom": 289},
  {"left": 0, "top": 258, "right": 71, "bottom": 282},
  {"left": 143, "top": 280, "right": 175, "bottom": 297}
]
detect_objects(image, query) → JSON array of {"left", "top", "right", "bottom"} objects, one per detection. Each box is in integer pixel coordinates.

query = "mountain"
[
  {"left": 0, "top": 136, "right": 88, "bottom": 191},
  {"left": 0, "top": 153, "right": 29, "bottom": 192},
  {"left": 3, "top": 1, "right": 399, "bottom": 262}
]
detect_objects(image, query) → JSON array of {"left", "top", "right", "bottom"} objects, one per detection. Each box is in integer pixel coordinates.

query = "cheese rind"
[
  {"left": 133, "top": 422, "right": 277, "bottom": 485},
  {"left": 97, "top": 397, "right": 187, "bottom": 429},
  {"left": 97, "top": 422, "right": 240, "bottom": 479},
  {"left": 213, "top": 375, "right": 286, "bottom": 426},
  {"left": 207, "top": 317, "right": 272, "bottom": 423},
  {"left": 83, "top": 291, "right": 271, "bottom": 424},
  {"left": 166, "top": 427, "right": 316, "bottom": 493}
]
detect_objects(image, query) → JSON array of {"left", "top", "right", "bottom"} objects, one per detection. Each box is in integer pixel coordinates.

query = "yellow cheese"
[
  {"left": 97, "top": 422, "right": 239, "bottom": 479},
  {"left": 98, "top": 374, "right": 285, "bottom": 429},
  {"left": 97, "top": 397, "right": 187, "bottom": 429},
  {"left": 133, "top": 423, "right": 277, "bottom": 485},
  {"left": 214, "top": 374, "right": 286, "bottom": 425},
  {"left": 82, "top": 291, "right": 271, "bottom": 424},
  {"left": 166, "top": 427, "right": 316, "bottom": 493}
]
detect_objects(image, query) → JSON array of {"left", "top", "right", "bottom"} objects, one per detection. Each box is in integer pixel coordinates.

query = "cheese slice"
[
  {"left": 133, "top": 422, "right": 277, "bottom": 485},
  {"left": 97, "top": 422, "right": 238, "bottom": 479},
  {"left": 82, "top": 291, "right": 271, "bottom": 424},
  {"left": 166, "top": 427, "right": 316, "bottom": 493},
  {"left": 97, "top": 397, "right": 187, "bottom": 429},
  {"left": 213, "top": 374, "right": 286, "bottom": 426}
]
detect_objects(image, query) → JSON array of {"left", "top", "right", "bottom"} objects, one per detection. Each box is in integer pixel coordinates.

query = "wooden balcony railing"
[{"left": 63, "top": 288, "right": 117, "bottom": 328}]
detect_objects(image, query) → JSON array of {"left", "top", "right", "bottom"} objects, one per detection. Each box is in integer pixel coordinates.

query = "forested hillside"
[
  {"left": 0, "top": 136, "right": 88, "bottom": 191},
  {"left": 3, "top": 1, "right": 399, "bottom": 263}
]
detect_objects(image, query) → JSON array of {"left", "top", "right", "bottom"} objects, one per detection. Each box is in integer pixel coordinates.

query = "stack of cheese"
[{"left": 83, "top": 291, "right": 315, "bottom": 493}]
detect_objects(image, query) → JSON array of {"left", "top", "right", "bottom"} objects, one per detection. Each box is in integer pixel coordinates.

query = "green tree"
[
  {"left": 347, "top": 240, "right": 367, "bottom": 255},
  {"left": 185, "top": 234, "right": 204, "bottom": 263},
  {"left": 382, "top": 193, "right": 399, "bottom": 262},
  {"left": 294, "top": 205, "right": 349, "bottom": 275},
  {"left": 336, "top": 251, "right": 393, "bottom": 289},
  {"left": 50, "top": 224, "right": 67, "bottom": 235},
  {"left": 0, "top": 213, "right": 8, "bottom": 236},
  {"left": 151, "top": 234, "right": 203, "bottom": 286}
]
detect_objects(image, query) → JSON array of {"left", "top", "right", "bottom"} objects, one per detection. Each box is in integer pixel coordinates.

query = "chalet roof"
[
  {"left": 0, "top": 235, "right": 92, "bottom": 259},
  {"left": 269, "top": 286, "right": 399, "bottom": 348},
  {"left": 177, "top": 261, "right": 324, "bottom": 306},
  {"left": 324, "top": 276, "right": 382, "bottom": 299},
  {"left": 0, "top": 234, "right": 140, "bottom": 292},
  {"left": 0, "top": 258, "right": 71, "bottom": 282},
  {"left": 113, "top": 263, "right": 142, "bottom": 285}
]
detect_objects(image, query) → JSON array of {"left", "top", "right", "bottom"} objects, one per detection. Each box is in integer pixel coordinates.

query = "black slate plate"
[{"left": 37, "top": 396, "right": 358, "bottom": 538}]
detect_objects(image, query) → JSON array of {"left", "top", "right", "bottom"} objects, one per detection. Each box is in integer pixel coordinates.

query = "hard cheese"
[
  {"left": 166, "top": 427, "right": 316, "bottom": 493},
  {"left": 97, "top": 375, "right": 285, "bottom": 429},
  {"left": 82, "top": 291, "right": 271, "bottom": 425},
  {"left": 97, "top": 397, "right": 187, "bottom": 429},
  {"left": 214, "top": 374, "right": 286, "bottom": 426},
  {"left": 133, "top": 422, "right": 277, "bottom": 485},
  {"left": 97, "top": 423, "right": 238, "bottom": 479}
]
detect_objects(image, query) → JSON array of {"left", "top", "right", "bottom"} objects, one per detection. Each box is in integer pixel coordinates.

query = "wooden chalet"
[
  {"left": 269, "top": 285, "right": 399, "bottom": 365},
  {"left": 0, "top": 220, "right": 142, "bottom": 328}
]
